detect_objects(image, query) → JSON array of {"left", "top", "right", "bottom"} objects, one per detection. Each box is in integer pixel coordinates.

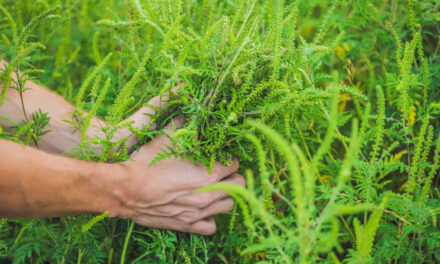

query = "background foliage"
[{"left": 0, "top": 0, "right": 440, "bottom": 263}]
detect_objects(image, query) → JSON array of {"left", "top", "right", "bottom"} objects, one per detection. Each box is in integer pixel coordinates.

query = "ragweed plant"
[{"left": 0, "top": 0, "right": 439, "bottom": 263}]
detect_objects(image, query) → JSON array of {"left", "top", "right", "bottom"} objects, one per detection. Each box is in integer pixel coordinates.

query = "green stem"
[
  {"left": 37, "top": 218, "right": 58, "bottom": 246},
  {"left": 339, "top": 215, "right": 355, "bottom": 243},
  {"left": 77, "top": 249, "right": 83, "bottom": 264},
  {"left": 120, "top": 220, "right": 135, "bottom": 264}
]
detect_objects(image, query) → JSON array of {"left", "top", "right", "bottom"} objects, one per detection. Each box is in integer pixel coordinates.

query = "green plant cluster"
[{"left": 0, "top": 0, "right": 440, "bottom": 263}]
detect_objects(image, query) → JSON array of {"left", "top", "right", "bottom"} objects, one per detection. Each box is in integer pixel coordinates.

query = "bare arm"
[
  {"left": 0, "top": 59, "right": 105, "bottom": 153},
  {"left": 0, "top": 59, "right": 171, "bottom": 154},
  {"left": 0, "top": 117, "right": 244, "bottom": 235},
  {"left": 0, "top": 138, "right": 115, "bottom": 218}
]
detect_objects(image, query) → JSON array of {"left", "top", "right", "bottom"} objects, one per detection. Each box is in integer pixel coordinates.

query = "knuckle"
[
  {"left": 195, "top": 193, "right": 214, "bottom": 208},
  {"left": 180, "top": 210, "right": 203, "bottom": 224},
  {"left": 155, "top": 207, "right": 175, "bottom": 217},
  {"left": 179, "top": 214, "right": 194, "bottom": 224},
  {"left": 189, "top": 210, "right": 203, "bottom": 222}
]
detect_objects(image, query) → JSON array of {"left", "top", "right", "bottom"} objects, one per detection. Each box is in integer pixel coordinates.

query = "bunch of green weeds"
[{"left": 0, "top": 0, "right": 440, "bottom": 263}]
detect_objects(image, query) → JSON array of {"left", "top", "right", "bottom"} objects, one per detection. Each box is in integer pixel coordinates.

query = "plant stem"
[
  {"left": 120, "top": 220, "right": 135, "bottom": 264},
  {"left": 15, "top": 66, "right": 39, "bottom": 147},
  {"left": 37, "top": 218, "right": 58, "bottom": 246},
  {"left": 77, "top": 249, "right": 83, "bottom": 264}
]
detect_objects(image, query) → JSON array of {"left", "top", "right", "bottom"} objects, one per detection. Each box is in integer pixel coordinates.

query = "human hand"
[
  {"left": 110, "top": 115, "right": 245, "bottom": 235},
  {"left": 117, "top": 83, "right": 184, "bottom": 152}
]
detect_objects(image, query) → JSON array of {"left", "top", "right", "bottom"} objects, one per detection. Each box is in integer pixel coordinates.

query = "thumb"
[
  {"left": 147, "top": 82, "right": 185, "bottom": 108},
  {"left": 163, "top": 115, "right": 186, "bottom": 134},
  {"left": 128, "top": 82, "right": 186, "bottom": 131},
  {"left": 130, "top": 115, "right": 186, "bottom": 159},
  {"left": 156, "top": 114, "right": 186, "bottom": 147}
]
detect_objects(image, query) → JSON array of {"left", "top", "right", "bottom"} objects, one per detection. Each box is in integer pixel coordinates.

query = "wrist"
[{"left": 91, "top": 162, "right": 128, "bottom": 218}]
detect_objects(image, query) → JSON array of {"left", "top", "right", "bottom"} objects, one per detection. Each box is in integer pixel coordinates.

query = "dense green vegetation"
[{"left": 1, "top": 0, "right": 440, "bottom": 263}]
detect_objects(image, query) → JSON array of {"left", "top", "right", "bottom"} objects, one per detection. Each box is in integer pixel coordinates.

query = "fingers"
[
  {"left": 132, "top": 214, "right": 216, "bottom": 235},
  {"left": 130, "top": 82, "right": 185, "bottom": 131},
  {"left": 147, "top": 82, "right": 185, "bottom": 108},
  {"left": 211, "top": 157, "right": 239, "bottom": 181},
  {"left": 131, "top": 174, "right": 243, "bottom": 230},
  {"left": 176, "top": 198, "right": 234, "bottom": 224},
  {"left": 172, "top": 191, "right": 229, "bottom": 209},
  {"left": 138, "top": 174, "right": 244, "bottom": 217},
  {"left": 171, "top": 82, "right": 185, "bottom": 93},
  {"left": 164, "top": 114, "right": 186, "bottom": 131},
  {"left": 158, "top": 114, "right": 186, "bottom": 144},
  {"left": 188, "top": 217, "right": 216, "bottom": 235},
  {"left": 133, "top": 115, "right": 186, "bottom": 157},
  {"left": 173, "top": 173, "right": 245, "bottom": 207},
  {"left": 220, "top": 173, "right": 245, "bottom": 185},
  {"left": 129, "top": 107, "right": 157, "bottom": 131}
]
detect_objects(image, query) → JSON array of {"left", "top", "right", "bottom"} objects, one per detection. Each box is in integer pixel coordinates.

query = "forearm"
[
  {"left": 0, "top": 59, "right": 107, "bottom": 154},
  {"left": 0, "top": 60, "right": 150, "bottom": 153},
  {"left": 0, "top": 139, "right": 122, "bottom": 218}
]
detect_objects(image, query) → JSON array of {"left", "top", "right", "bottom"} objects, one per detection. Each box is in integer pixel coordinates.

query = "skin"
[{"left": 0, "top": 60, "right": 245, "bottom": 235}]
